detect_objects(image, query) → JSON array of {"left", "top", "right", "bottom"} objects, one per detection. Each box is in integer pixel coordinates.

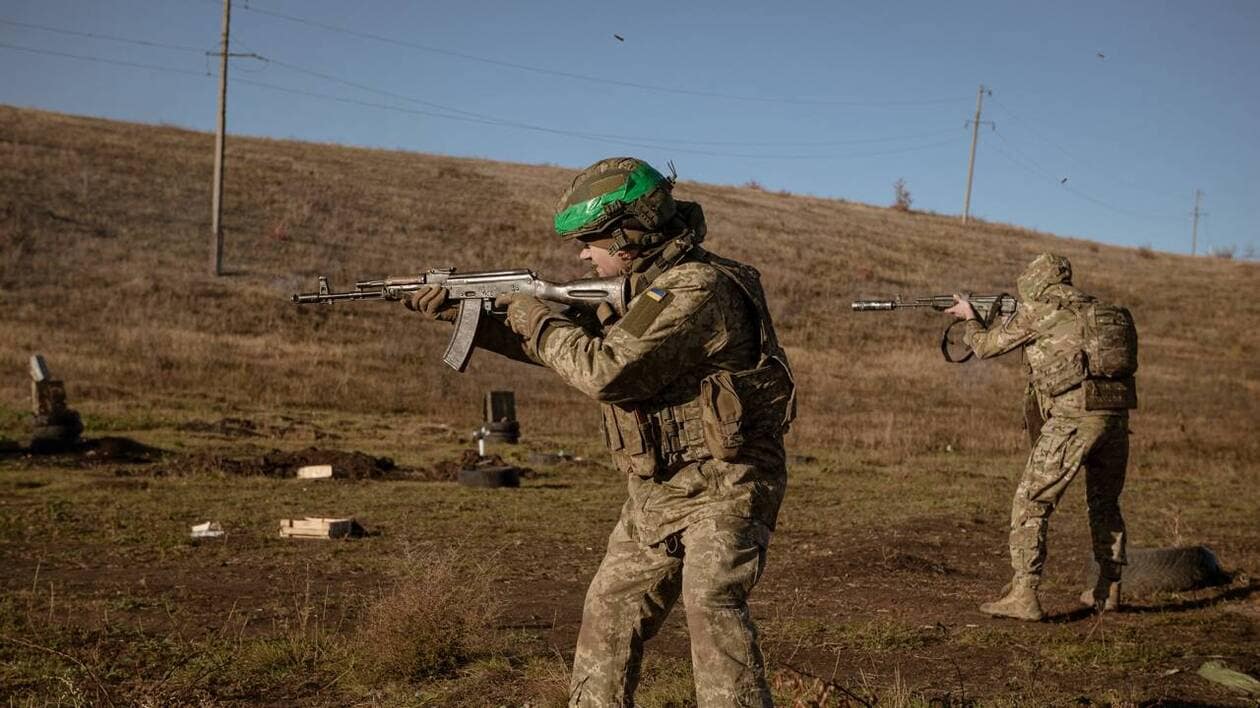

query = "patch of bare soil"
[
  {"left": 49, "top": 444, "right": 541, "bottom": 482},
  {"left": 174, "top": 416, "right": 341, "bottom": 441},
  {"left": 0, "top": 436, "right": 165, "bottom": 466},
  {"left": 877, "top": 552, "right": 958, "bottom": 576},
  {"left": 417, "top": 450, "right": 536, "bottom": 482},
  {"left": 175, "top": 417, "right": 261, "bottom": 438},
  {"left": 162, "top": 446, "right": 406, "bottom": 480}
]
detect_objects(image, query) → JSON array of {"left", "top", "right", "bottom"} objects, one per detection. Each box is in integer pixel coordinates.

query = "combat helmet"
[{"left": 553, "top": 157, "right": 677, "bottom": 247}]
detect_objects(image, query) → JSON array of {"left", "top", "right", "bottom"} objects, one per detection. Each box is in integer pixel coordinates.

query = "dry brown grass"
[
  {"left": 1, "top": 103, "right": 1257, "bottom": 461},
  {"left": 348, "top": 546, "right": 504, "bottom": 684},
  {"left": 1, "top": 93, "right": 1254, "bottom": 704}
]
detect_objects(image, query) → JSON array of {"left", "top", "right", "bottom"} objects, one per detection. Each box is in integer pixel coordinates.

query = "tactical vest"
[
  {"left": 695, "top": 251, "right": 797, "bottom": 457},
  {"left": 600, "top": 239, "right": 796, "bottom": 476},
  {"left": 1026, "top": 297, "right": 1138, "bottom": 411}
]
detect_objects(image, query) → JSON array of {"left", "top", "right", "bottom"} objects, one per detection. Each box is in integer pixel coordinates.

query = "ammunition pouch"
[
  {"left": 1083, "top": 377, "right": 1138, "bottom": 410},
  {"left": 601, "top": 400, "right": 708, "bottom": 478},
  {"left": 1031, "top": 350, "right": 1087, "bottom": 398},
  {"left": 600, "top": 360, "right": 794, "bottom": 474},
  {"left": 649, "top": 400, "right": 708, "bottom": 462},
  {"left": 699, "top": 363, "right": 795, "bottom": 462}
]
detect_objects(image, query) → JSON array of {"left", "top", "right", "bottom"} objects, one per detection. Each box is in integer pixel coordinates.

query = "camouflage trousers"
[
  {"left": 1009, "top": 414, "right": 1128, "bottom": 580},
  {"left": 569, "top": 515, "right": 773, "bottom": 708}
]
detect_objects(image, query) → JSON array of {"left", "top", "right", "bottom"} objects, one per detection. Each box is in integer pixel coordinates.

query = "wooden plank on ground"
[{"left": 278, "top": 517, "right": 364, "bottom": 539}]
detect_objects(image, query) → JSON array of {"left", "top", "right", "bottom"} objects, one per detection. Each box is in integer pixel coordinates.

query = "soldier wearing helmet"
[
  {"left": 407, "top": 157, "right": 795, "bottom": 705},
  {"left": 946, "top": 253, "right": 1135, "bottom": 620}
]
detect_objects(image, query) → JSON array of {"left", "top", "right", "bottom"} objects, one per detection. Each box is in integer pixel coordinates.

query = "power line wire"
[
  {"left": 235, "top": 3, "right": 968, "bottom": 109},
  {"left": 234, "top": 75, "right": 965, "bottom": 160},
  {"left": 260, "top": 53, "right": 963, "bottom": 151},
  {"left": 0, "top": 37, "right": 963, "bottom": 159},
  {"left": 987, "top": 95, "right": 1174, "bottom": 198},
  {"left": 0, "top": 41, "right": 207, "bottom": 77},
  {"left": 570, "top": 127, "right": 964, "bottom": 149},
  {"left": 990, "top": 129, "right": 1059, "bottom": 183},
  {"left": 0, "top": 16, "right": 971, "bottom": 150},
  {"left": 0, "top": 18, "right": 207, "bottom": 53},
  {"left": 989, "top": 131, "right": 1183, "bottom": 223}
]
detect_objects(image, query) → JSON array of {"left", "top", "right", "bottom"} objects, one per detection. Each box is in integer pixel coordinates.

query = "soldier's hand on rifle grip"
[
  {"left": 945, "top": 294, "right": 978, "bottom": 321},
  {"left": 495, "top": 294, "right": 555, "bottom": 339},
  {"left": 405, "top": 286, "right": 458, "bottom": 323}
]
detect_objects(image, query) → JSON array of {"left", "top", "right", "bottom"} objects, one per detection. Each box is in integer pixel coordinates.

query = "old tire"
[
  {"left": 1085, "top": 546, "right": 1230, "bottom": 595},
  {"left": 29, "top": 411, "right": 84, "bottom": 453},
  {"left": 457, "top": 465, "right": 520, "bottom": 489},
  {"left": 30, "top": 426, "right": 83, "bottom": 453}
]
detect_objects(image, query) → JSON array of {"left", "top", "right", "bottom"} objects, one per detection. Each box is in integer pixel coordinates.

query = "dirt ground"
[
  {"left": 2, "top": 418, "right": 1257, "bottom": 706},
  {"left": 3, "top": 106, "right": 1258, "bottom": 706}
]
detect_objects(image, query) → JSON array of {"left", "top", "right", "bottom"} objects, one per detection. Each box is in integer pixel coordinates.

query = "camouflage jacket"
[
  {"left": 963, "top": 283, "right": 1122, "bottom": 420},
  {"left": 476, "top": 247, "right": 790, "bottom": 546}
]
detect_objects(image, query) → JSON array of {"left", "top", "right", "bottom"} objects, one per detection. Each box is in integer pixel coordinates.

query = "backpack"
[{"left": 1076, "top": 302, "right": 1139, "bottom": 379}]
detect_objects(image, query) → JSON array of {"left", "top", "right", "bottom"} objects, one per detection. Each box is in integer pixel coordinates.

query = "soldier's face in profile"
[{"left": 579, "top": 237, "right": 633, "bottom": 278}]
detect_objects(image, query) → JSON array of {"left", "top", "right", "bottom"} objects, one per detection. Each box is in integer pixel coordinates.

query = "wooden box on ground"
[
  {"left": 296, "top": 464, "right": 334, "bottom": 479},
  {"left": 278, "top": 517, "right": 365, "bottom": 539}
]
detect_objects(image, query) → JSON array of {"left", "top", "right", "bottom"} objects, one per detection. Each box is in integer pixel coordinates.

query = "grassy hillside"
[
  {"left": 2, "top": 106, "right": 1259, "bottom": 705},
  {"left": 1, "top": 105, "right": 1256, "bottom": 457}
]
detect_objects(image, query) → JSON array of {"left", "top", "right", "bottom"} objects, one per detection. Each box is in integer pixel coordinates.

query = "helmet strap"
[
  {"left": 606, "top": 229, "right": 632, "bottom": 255},
  {"left": 629, "top": 231, "right": 698, "bottom": 296},
  {"left": 605, "top": 224, "right": 667, "bottom": 255}
]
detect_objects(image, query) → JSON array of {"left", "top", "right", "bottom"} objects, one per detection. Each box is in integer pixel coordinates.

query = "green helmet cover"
[{"left": 554, "top": 159, "right": 673, "bottom": 238}]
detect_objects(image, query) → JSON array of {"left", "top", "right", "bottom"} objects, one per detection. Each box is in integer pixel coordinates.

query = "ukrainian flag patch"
[{"left": 619, "top": 287, "right": 675, "bottom": 338}]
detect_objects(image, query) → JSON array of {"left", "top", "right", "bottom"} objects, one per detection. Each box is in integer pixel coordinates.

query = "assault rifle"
[
  {"left": 292, "top": 268, "right": 629, "bottom": 372},
  {"left": 850, "top": 293, "right": 1019, "bottom": 363}
]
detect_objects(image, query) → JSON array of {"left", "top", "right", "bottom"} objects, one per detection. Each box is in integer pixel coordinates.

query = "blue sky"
[{"left": 2, "top": 0, "right": 1256, "bottom": 256}]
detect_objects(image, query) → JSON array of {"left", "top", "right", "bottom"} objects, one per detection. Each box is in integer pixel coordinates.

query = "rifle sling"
[{"left": 940, "top": 292, "right": 1012, "bottom": 364}]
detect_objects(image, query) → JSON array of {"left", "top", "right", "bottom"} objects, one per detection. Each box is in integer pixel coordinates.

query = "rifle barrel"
[
  {"left": 851, "top": 301, "right": 900, "bottom": 311},
  {"left": 290, "top": 290, "right": 386, "bottom": 304}
]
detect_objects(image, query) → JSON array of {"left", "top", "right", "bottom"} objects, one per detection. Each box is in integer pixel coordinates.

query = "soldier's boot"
[
  {"left": 979, "top": 573, "right": 1044, "bottom": 621},
  {"left": 1079, "top": 577, "right": 1122, "bottom": 612}
]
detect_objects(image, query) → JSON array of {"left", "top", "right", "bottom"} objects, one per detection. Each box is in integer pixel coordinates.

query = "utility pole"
[
  {"left": 210, "top": 0, "right": 231, "bottom": 276},
  {"left": 1190, "top": 189, "right": 1204, "bottom": 256},
  {"left": 962, "top": 84, "right": 989, "bottom": 224}
]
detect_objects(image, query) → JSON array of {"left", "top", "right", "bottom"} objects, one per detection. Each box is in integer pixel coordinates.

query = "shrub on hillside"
[
  {"left": 892, "top": 178, "right": 912, "bottom": 211},
  {"left": 349, "top": 547, "right": 504, "bottom": 683}
]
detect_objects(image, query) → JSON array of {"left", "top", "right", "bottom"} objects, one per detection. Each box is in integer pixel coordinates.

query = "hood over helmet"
[{"left": 1017, "top": 253, "right": 1073, "bottom": 301}]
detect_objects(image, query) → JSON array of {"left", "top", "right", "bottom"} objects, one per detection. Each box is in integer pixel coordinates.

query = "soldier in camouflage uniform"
[
  {"left": 945, "top": 254, "right": 1133, "bottom": 620},
  {"left": 406, "top": 157, "right": 795, "bottom": 706}
]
